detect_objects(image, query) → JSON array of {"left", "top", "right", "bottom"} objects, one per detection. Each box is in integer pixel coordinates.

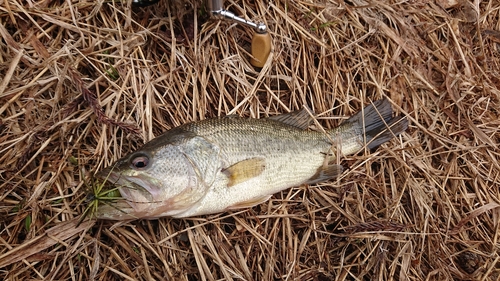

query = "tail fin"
[{"left": 346, "top": 98, "right": 408, "bottom": 150}]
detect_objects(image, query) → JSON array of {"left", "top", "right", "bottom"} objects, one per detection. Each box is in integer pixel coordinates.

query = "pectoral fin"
[
  {"left": 305, "top": 164, "right": 343, "bottom": 184},
  {"left": 223, "top": 157, "right": 266, "bottom": 187},
  {"left": 226, "top": 195, "right": 272, "bottom": 210}
]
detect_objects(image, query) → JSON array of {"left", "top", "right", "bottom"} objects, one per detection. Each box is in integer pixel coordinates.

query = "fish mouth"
[
  {"left": 93, "top": 169, "right": 160, "bottom": 219},
  {"left": 93, "top": 166, "right": 206, "bottom": 220},
  {"left": 106, "top": 173, "right": 159, "bottom": 201},
  {"left": 97, "top": 168, "right": 153, "bottom": 198},
  {"left": 93, "top": 201, "right": 137, "bottom": 220}
]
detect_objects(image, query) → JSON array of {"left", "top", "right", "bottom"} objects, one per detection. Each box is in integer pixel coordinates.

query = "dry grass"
[{"left": 1, "top": 0, "right": 500, "bottom": 280}]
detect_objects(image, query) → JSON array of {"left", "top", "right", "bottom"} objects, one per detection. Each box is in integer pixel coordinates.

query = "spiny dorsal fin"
[
  {"left": 222, "top": 157, "right": 266, "bottom": 187},
  {"left": 268, "top": 106, "right": 315, "bottom": 130}
]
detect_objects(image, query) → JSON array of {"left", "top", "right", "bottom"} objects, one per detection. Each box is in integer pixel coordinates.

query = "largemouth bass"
[{"left": 93, "top": 98, "right": 407, "bottom": 220}]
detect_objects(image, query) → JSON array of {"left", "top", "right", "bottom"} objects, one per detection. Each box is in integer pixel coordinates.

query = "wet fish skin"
[{"left": 95, "top": 98, "right": 408, "bottom": 220}]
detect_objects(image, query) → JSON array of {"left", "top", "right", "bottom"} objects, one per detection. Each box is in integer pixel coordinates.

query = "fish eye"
[{"left": 131, "top": 154, "right": 149, "bottom": 169}]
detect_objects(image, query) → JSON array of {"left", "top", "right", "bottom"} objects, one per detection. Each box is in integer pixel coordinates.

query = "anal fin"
[
  {"left": 305, "top": 164, "right": 343, "bottom": 184},
  {"left": 223, "top": 157, "right": 266, "bottom": 187},
  {"left": 226, "top": 195, "right": 272, "bottom": 210}
]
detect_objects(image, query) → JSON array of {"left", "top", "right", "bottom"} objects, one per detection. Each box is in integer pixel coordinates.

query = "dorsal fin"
[{"left": 268, "top": 106, "right": 315, "bottom": 130}]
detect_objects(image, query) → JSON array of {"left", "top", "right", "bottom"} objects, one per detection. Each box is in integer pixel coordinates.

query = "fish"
[{"left": 92, "top": 98, "right": 408, "bottom": 220}]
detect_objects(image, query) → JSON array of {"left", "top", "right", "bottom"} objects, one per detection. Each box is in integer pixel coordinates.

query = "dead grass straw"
[{"left": 1, "top": 0, "right": 500, "bottom": 280}]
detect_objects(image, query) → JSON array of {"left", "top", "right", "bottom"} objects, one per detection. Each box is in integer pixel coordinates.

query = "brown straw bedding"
[{"left": 1, "top": 0, "right": 499, "bottom": 279}]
